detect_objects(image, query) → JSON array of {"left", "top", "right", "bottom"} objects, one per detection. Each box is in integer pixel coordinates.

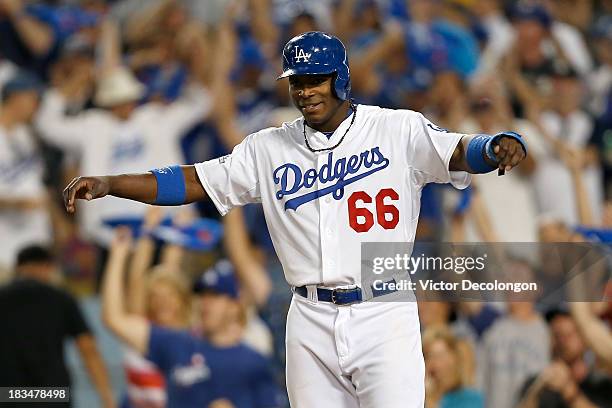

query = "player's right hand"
[{"left": 63, "top": 176, "right": 110, "bottom": 213}]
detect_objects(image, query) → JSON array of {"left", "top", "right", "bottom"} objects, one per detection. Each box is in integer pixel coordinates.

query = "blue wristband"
[
  {"left": 466, "top": 132, "right": 528, "bottom": 174},
  {"left": 150, "top": 165, "right": 186, "bottom": 205},
  {"left": 466, "top": 135, "right": 498, "bottom": 173}
]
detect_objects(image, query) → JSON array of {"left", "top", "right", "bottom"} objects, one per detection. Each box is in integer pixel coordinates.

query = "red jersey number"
[{"left": 347, "top": 188, "right": 399, "bottom": 233}]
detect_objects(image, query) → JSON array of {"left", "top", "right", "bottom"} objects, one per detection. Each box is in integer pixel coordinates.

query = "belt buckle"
[
  {"left": 331, "top": 289, "right": 339, "bottom": 304},
  {"left": 331, "top": 288, "right": 359, "bottom": 306}
]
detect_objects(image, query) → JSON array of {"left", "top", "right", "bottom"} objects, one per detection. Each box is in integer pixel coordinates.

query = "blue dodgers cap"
[
  {"left": 277, "top": 31, "right": 351, "bottom": 100},
  {"left": 1, "top": 71, "right": 43, "bottom": 101},
  {"left": 193, "top": 259, "right": 239, "bottom": 299},
  {"left": 238, "top": 37, "right": 267, "bottom": 69},
  {"left": 231, "top": 36, "right": 268, "bottom": 81},
  {"left": 511, "top": 3, "right": 552, "bottom": 28}
]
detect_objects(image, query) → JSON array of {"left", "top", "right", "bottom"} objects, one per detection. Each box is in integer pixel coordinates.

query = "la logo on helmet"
[{"left": 294, "top": 46, "right": 311, "bottom": 63}]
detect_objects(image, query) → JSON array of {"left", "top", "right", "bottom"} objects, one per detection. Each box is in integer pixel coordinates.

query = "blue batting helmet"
[{"left": 277, "top": 31, "right": 351, "bottom": 101}]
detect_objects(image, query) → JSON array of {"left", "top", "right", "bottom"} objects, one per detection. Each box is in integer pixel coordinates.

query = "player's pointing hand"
[
  {"left": 63, "top": 176, "right": 110, "bottom": 213},
  {"left": 493, "top": 134, "right": 527, "bottom": 173}
]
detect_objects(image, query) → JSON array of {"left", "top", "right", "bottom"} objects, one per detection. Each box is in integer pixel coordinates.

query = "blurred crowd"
[{"left": 0, "top": 0, "right": 611, "bottom": 407}]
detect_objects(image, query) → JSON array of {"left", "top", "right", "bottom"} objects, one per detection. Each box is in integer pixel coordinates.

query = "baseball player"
[{"left": 63, "top": 32, "right": 527, "bottom": 407}]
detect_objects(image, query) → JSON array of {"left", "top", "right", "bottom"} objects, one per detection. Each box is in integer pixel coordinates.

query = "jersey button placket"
[{"left": 317, "top": 153, "right": 335, "bottom": 282}]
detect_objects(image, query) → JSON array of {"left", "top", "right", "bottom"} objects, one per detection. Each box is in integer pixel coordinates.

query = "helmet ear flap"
[
  {"left": 331, "top": 72, "right": 350, "bottom": 101},
  {"left": 331, "top": 72, "right": 340, "bottom": 100}
]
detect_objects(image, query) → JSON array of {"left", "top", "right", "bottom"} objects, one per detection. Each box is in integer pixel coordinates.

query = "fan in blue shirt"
[{"left": 102, "top": 230, "right": 282, "bottom": 408}]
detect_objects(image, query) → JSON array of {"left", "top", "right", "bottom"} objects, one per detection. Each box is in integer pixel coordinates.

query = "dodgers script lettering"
[{"left": 273, "top": 147, "right": 390, "bottom": 210}]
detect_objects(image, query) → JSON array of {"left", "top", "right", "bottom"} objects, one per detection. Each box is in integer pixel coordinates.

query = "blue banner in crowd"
[{"left": 103, "top": 216, "right": 223, "bottom": 251}]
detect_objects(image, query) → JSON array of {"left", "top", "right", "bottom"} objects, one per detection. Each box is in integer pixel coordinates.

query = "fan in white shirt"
[
  {"left": 36, "top": 67, "right": 211, "bottom": 245},
  {"left": 0, "top": 72, "right": 51, "bottom": 270},
  {"left": 533, "top": 69, "right": 604, "bottom": 226}
]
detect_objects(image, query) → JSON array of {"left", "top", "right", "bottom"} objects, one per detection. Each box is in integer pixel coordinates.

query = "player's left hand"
[{"left": 493, "top": 136, "right": 527, "bottom": 173}]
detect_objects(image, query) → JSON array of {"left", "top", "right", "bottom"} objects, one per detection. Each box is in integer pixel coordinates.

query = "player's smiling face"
[{"left": 289, "top": 74, "right": 346, "bottom": 131}]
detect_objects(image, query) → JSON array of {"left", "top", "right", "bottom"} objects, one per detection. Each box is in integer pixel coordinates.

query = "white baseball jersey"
[{"left": 195, "top": 104, "right": 470, "bottom": 288}]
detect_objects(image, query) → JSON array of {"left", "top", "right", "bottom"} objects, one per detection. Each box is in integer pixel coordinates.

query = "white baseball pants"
[{"left": 285, "top": 293, "right": 425, "bottom": 408}]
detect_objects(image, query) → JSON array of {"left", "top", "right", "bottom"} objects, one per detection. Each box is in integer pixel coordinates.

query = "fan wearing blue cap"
[
  {"left": 192, "top": 259, "right": 243, "bottom": 337},
  {"left": 101, "top": 236, "right": 282, "bottom": 408},
  {"left": 1, "top": 71, "right": 42, "bottom": 123}
]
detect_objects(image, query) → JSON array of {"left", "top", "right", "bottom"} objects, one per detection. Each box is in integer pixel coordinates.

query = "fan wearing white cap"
[
  {"left": 35, "top": 66, "right": 211, "bottom": 246},
  {"left": 93, "top": 67, "right": 147, "bottom": 118}
]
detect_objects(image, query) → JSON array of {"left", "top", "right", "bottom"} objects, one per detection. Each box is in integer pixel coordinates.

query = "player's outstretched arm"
[
  {"left": 450, "top": 133, "right": 527, "bottom": 175},
  {"left": 63, "top": 165, "right": 206, "bottom": 213}
]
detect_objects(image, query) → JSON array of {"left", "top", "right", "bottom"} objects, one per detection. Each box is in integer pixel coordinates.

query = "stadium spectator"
[
  {"left": 35, "top": 62, "right": 211, "bottom": 247},
  {"left": 569, "top": 301, "right": 612, "bottom": 371},
  {"left": 547, "top": 0, "right": 593, "bottom": 33},
  {"left": 454, "top": 302, "right": 501, "bottom": 341},
  {"left": 587, "top": 15, "right": 612, "bottom": 117},
  {"left": 121, "top": 0, "right": 187, "bottom": 52},
  {"left": 423, "top": 327, "right": 483, "bottom": 408},
  {"left": 561, "top": 171, "right": 612, "bottom": 371},
  {"left": 49, "top": 33, "right": 96, "bottom": 109},
  {"left": 0, "top": 0, "right": 57, "bottom": 77},
  {"left": 470, "top": 0, "right": 514, "bottom": 80},
  {"left": 0, "top": 244, "right": 115, "bottom": 408},
  {"left": 116, "top": 209, "right": 191, "bottom": 408},
  {"left": 42, "top": 33, "right": 97, "bottom": 206},
  {"left": 543, "top": 0, "right": 594, "bottom": 76},
  {"left": 332, "top": 0, "right": 382, "bottom": 46},
  {"left": 518, "top": 310, "right": 612, "bottom": 408},
  {"left": 223, "top": 207, "right": 276, "bottom": 356},
  {"left": 354, "top": 0, "right": 480, "bottom": 109},
  {"left": 121, "top": 1, "right": 195, "bottom": 105},
  {"left": 178, "top": 12, "right": 247, "bottom": 166},
  {"left": 530, "top": 64, "right": 604, "bottom": 226},
  {"left": 458, "top": 77, "right": 541, "bottom": 241},
  {"left": 418, "top": 301, "right": 467, "bottom": 336},
  {"left": 0, "top": 71, "right": 51, "bottom": 272},
  {"left": 430, "top": 1, "right": 480, "bottom": 78},
  {"left": 480, "top": 260, "right": 551, "bottom": 408},
  {"left": 503, "top": 3, "right": 565, "bottom": 116},
  {"left": 350, "top": 22, "right": 425, "bottom": 110},
  {"left": 424, "top": 71, "right": 467, "bottom": 131},
  {"left": 102, "top": 229, "right": 282, "bottom": 408},
  {"left": 587, "top": 16, "right": 612, "bottom": 199},
  {"left": 417, "top": 300, "right": 479, "bottom": 386},
  {"left": 274, "top": 1, "right": 329, "bottom": 36}
]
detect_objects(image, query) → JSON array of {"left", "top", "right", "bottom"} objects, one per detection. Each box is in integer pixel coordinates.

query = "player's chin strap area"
[{"left": 303, "top": 100, "right": 357, "bottom": 153}]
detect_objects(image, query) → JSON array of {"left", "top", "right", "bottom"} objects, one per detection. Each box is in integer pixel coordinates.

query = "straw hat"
[{"left": 94, "top": 67, "right": 145, "bottom": 107}]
